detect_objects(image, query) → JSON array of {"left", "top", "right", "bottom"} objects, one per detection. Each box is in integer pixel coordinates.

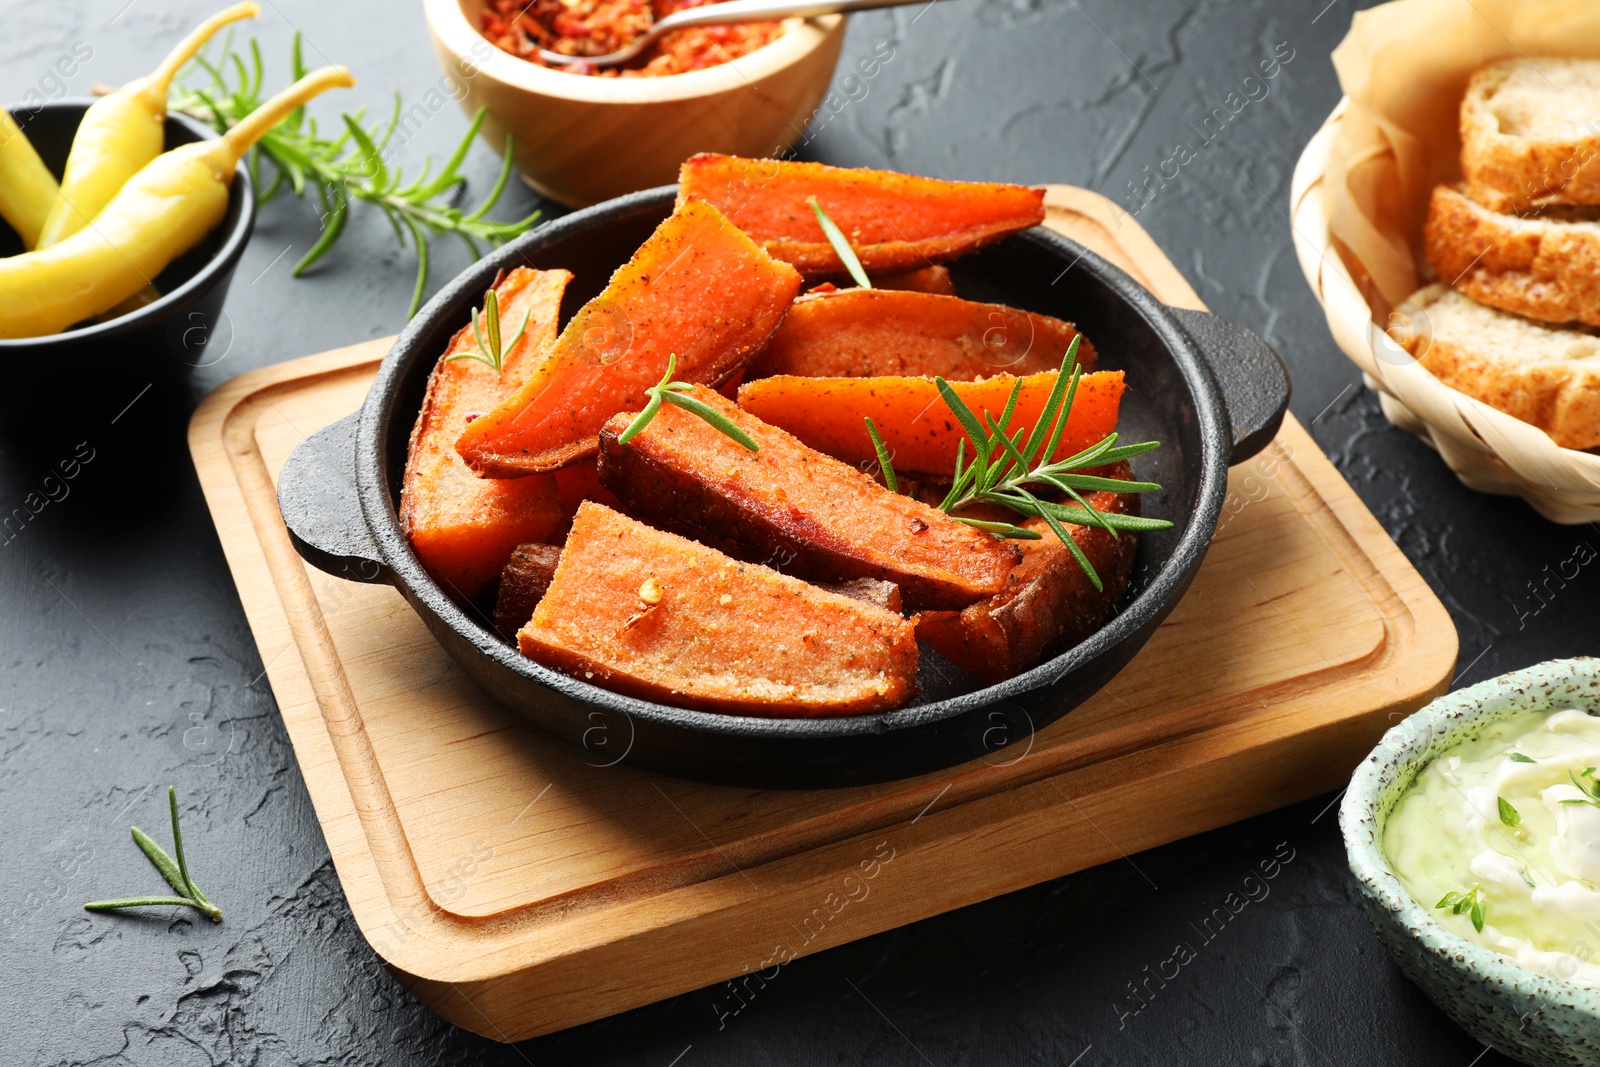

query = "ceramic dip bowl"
[{"left": 1340, "top": 657, "right": 1600, "bottom": 1067}]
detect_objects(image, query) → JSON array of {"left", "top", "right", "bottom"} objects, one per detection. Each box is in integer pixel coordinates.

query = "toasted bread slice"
[
  {"left": 1461, "top": 58, "right": 1600, "bottom": 213},
  {"left": 1424, "top": 183, "right": 1600, "bottom": 327},
  {"left": 1387, "top": 284, "right": 1600, "bottom": 450},
  {"left": 517, "top": 502, "right": 918, "bottom": 717}
]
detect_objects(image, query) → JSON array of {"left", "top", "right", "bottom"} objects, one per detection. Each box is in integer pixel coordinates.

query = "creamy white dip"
[{"left": 1385, "top": 707, "right": 1600, "bottom": 987}]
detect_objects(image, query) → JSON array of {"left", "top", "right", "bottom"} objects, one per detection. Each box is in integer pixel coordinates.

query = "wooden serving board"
[{"left": 188, "top": 186, "right": 1458, "bottom": 1042}]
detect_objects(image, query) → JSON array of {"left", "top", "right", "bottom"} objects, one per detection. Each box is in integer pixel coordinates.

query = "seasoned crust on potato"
[
  {"left": 677, "top": 153, "right": 1045, "bottom": 277},
  {"left": 455, "top": 200, "right": 801, "bottom": 476},
  {"left": 517, "top": 503, "right": 919, "bottom": 717},
  {"left": 401, "top": 267, "right": 570, "bottom": 600},
  {"left": 596, "top": 386, "right": 1018, "bottom": 611},
  {"left": 746, "top": 288, "right": 1095, "bottom": 381}
]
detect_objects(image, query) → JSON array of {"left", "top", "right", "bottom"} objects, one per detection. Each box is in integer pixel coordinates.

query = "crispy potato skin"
[
  {"left": 737, "top": 369, "right": 1124, "bottom": 477},
  {"left": 517, "top": 503, "right": 918, "bottom": 717},
  {"left": 677, "top": 154, "right": 1045, "bottom": 276},
  {"left": 455, "top": 200, "right": 801, "bottom": 476},
  {"left": 875, "top": 265, "right": 957, "bottom": 295},
  {"left": 916, "top": 466, "right": 1140, "bottom": 684},
  {"left": 818, "top": 578, "right": 902, "bottom": 614},
  {"left": 596, "top": 387, "right": 1018, "bottom": 611},
  {"left": 493, "top": 542, "right": 563, "bottom": 641},
  {"left": 401, "top": 267, "right": 570, "bottom": 600},
  {"left": 747, "top": 289, "right": 1096, "bottom": 381}
]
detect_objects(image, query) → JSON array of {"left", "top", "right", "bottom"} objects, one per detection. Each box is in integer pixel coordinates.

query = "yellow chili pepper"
[
  {"left": 0, "top": 110, "right": 61, "bottom": 249},
  {"left": 0, "top": 66, "right": 354, "bottom": 339},
  {"left": 35, "top": 1, "right": 259, "bottom": 250}
]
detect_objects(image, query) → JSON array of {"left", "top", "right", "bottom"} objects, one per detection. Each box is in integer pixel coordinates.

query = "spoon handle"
[{"left": 654, "top": 0, "right": 932, "bottom": 34}]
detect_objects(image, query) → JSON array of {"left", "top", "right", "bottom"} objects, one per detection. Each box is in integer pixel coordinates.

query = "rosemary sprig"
[
  {"left": 1436, "top": 884, "right": 1487, "bottom": 933},
  {"left": 444, "top": 288, "right": 530, "bottom": 373},
  {"left": 170, "top": 33, "right": 541, "bottom": 316},
  {"left": 84, "top": 787, "right": 221, "bottom": 923},
  {"left": 617, "top": 354, "right": 759, "bottom": 451},
  {"left": 933, "top": 335, "right": 1173, "bottom": 591},
  {"left": 808, "top": 197, "right": 871, "bottom": 290}
]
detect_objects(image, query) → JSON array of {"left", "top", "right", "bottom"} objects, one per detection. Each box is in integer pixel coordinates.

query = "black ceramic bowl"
[
  {"left": 0, "top": 101, "right": 255, "bottom": 406},
  {"left": 279, "top": 186, "right": 1289, "bottom": 788}
]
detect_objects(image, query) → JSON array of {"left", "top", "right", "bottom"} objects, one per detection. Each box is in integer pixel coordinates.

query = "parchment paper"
[{"left": 1326, "top": 0, "right": 1600, "bottom": 317}]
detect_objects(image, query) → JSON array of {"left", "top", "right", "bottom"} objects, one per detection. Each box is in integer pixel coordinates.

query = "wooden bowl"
[{"left": 423, "top": 0, "right": 845, "bottom": 208}]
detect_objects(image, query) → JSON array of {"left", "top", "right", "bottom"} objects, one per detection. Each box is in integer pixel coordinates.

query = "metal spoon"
[{"left": 533, "top": 0, "right": 934, "bottom": 69}]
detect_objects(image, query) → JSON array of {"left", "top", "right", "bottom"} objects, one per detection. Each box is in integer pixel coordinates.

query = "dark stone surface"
[{"left": 0, "top": 0, "right": 1589, "bottom": 1063}]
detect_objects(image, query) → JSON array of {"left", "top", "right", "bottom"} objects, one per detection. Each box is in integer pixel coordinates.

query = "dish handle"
[
  {"left": 1170, "top": 308, "right": 1291, "bottom": 465},
  {"left": 277, "top": 412, "right": 393, "bottom": 585}
]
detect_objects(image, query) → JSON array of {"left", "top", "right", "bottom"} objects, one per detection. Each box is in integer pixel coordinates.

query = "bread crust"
[
  {"left": 1389, "top": 284, "right": 1600, "bottom": 451},
  {"left": 1424, "top": 184, "right": 1600, "bottom": 327},
  {"left": 1461, "top": 59, "right": 1600, "bottom": 213}
]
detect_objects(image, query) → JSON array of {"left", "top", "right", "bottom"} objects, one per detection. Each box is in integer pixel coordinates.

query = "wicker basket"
[{"left": 1291, "top": 100, "right": 1600, "bottom": 522}]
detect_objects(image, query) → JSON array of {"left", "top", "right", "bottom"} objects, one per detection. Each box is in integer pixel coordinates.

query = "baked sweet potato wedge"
[
  {"left": 401, "top": 267, "right": 570, "bottom": 599},
  {"left": 875, "top": 265, "right": 957, "bottom": 295},
  {"left": 596, "top": 385, "right": 1017, "bottom": 611},
  {"left": 677, "top": 154, "right": 1045, "bottom": 276},
  {"left": 518, "top": 502, "right": 918, "bottom": 717},
  {"left": 737, "top": 369, "right": 1125, "bottom": 476},
  {"left": 455, "top": 200, "right": 802, "bottom": 477},
  {"left": 916, "top": 469, "right": 1140, "bottom": 684},
  {"left": 746, "top": 289, "right": 1095, "bottom": 381},
  {"left": 493, "top": 542, "right": 563, "bottom": 641}
]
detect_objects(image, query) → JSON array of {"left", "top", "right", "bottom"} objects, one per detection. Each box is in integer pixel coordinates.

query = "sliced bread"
[
  {"left": 1387, "top": 284, "right": 1600, "bottom": 450},
  {"left": 1461, "top": 58, "right": 1600, "bottom": 213},
  {"left": 1424, "top": 183, "right": 1600, "bottom": 327}
]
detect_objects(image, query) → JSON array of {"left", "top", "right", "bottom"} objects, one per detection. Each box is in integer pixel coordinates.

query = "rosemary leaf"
[
  {"left": 1041, "top": 473, "right": 1164, "bottom": 494},
  {"left": 618, "top": 392, "right": 664, "bottom": 446},
  {"left": 1017, "top": 485, "right": 1102, "bottom": 592},
  {"left": 84, "top": 896, "right": 209, "bottom": 913},
  {"left": 1028, "top": 503, "right": 1171, "bottom": 532},
  {"left": 660, "top": 390, "right": 759, "bottom": 452},
  {"left": 865, "top": 417, "right": 897, "bottom": 493},
  {"left": 807, "top": 197, "right": 871, "bottom": 289},
  {"left": 953, "top": 517, "right": 1044, "bottom": 539},
  {"left": 130, "top": 826, "right": 189, "bottom": 899},
  {"left": 1020, "top": 344, "right": 1075, "bottom": 465},
  {"left": 1089, "top": 441, "right": 1164, "bottom": 465},
  {"left": 168, "top": 788, "right": 200, "bottom": 903},
  {"left": 405, "top": 215, "right": 430, "bottom": 319}
]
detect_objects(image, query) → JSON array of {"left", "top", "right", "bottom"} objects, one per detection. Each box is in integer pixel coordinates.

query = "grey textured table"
[{"left": 1, "top": 1, "right": 1590, "bottom": 1064}]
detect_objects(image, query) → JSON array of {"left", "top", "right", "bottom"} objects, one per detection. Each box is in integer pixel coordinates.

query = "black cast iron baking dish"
[{"left": 277, "top": 185, "right": 1289, "bottom": 789}]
